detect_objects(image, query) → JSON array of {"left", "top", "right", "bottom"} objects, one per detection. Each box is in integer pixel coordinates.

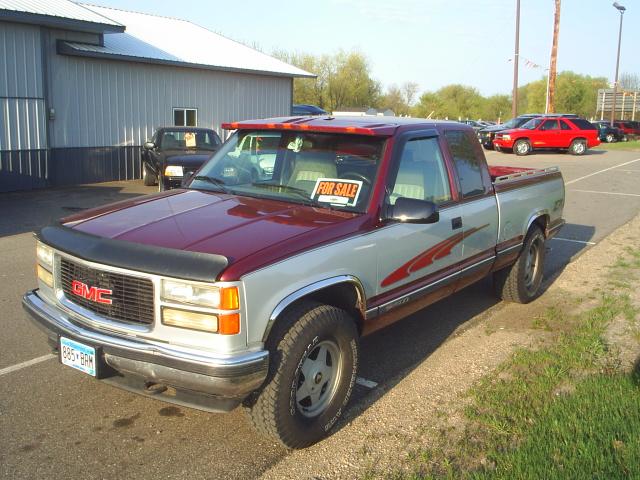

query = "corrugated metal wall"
[
  {"left": 0, "top": 21, "right": 48, "bottom": 191},
  {"left": 47, "top": 33, "right": 292, "bottom": 149}
]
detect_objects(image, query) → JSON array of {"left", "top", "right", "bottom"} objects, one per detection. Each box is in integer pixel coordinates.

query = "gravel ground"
[{"left": 259, "top": 213, "right": 640, "bottom": 480}]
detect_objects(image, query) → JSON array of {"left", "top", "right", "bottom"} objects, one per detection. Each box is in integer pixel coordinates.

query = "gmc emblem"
[{"left": 71, "top": 280, "right": 113, "bottom": 305}]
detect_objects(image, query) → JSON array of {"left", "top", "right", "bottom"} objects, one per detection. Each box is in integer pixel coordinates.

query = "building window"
[{"left": 174, "top": 108, "right": 197, "bottom": 126}]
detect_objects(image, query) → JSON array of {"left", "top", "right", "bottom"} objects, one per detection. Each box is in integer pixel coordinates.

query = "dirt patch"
[{"left": 259, "top": 214, "right": 640, "bottom": 480}]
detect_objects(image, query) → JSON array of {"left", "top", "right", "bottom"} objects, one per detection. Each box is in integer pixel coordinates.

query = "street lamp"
[{"left": 610, "top": 2, "right": 625, "bottom": 126}]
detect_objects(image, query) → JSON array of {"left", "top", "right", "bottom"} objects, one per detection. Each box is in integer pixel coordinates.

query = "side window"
[
  {"left": 389, "top": 137, "right": 451, "bottom": 205},
  {"left": 540, "top": 120, "right": 559, "bottom": 130},
  {"left": 444, "top": 130, "right": 485, "bottom": 198},
  {"left": 560, "top": 120, "right": 571, "bottom": 130}
]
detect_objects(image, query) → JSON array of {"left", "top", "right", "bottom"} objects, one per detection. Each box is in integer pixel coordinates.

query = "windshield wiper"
[
  {"left": 191, "top": 175, "right": 232, "bottom": 193},
  {"left": 249, "top": 183, "right": 345, "bottom": 210}
]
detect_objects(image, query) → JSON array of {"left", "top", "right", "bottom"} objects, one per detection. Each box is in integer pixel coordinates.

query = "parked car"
[
  {"left": 478, "top": 114, "right": 543, "bottom": 149},
  {"left": 478, "top": 114, "right": 579, "bottom": 150},
  {"left": 493, "top": 116, "right": 600, "bottom": 155},
  {"left": 25, "top": 116, "right": 565, "bottom": 448},
  {"left": 613, "top": 120, "right": 640, "bottom": 138},
  {"left": 592, "top": 121, "right": 626, "bottom": 143},
  {"left": 458, "top": 119, "right": 487, "bottom": 132},
  {"left": 142, "top": 127, "right": 222, "bottom": 190},
  {"left": 292, "top": 104, "right": 328, "bottom": 116}
]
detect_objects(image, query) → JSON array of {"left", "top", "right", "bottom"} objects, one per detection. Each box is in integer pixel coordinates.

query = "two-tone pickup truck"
[{"left": 23, "top": 116, "right": 565, "bottom": 448}]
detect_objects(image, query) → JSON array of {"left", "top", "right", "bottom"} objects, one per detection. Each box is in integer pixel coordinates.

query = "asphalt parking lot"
[{"left": 1, "top": 148, "right": 639, "bottom": 479}]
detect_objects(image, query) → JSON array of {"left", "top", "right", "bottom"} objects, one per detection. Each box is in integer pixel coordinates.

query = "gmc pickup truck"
[{"left": 23, "top": 116, "right": 565, "bottom": 448}]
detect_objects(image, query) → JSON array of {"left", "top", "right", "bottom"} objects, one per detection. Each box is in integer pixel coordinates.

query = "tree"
[
  {"left": 619, "top": 72, "right": 640, "bottom": 91},
  {"left": 380, "top": 84, "right": 408, "bottom": 116},
  {"left": 275, "top": 49, "right": 381, "bottom": 112}
]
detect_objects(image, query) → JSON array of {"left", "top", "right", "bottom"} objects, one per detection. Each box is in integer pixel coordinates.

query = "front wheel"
[
  {"left": 142, "top": 164, "right": 156, "bottom": 186},
  {"left": 569, "top": 139, "right": 587, "bottom": 155},
  {"left": 246, "top": 301, "right": 359, "bottom": 449},
  {"left": 514, "top": 139, "right": 531, "bottom": 156},
  {"left": 493, "top": 226, "right": 546, "bottom": 303}
]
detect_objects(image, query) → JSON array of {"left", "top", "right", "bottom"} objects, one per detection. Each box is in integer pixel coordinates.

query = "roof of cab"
[{"left": 222, "top": 116, "right": 467, "bottom": 136}]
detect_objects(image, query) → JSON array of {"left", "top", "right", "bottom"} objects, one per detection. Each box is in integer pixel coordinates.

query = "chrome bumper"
[{"left": 22, "top": 289, "right": 269, "bottom": 412}]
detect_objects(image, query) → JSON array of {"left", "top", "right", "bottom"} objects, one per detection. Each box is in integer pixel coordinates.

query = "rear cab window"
[{"left": 444, "top": 130, "right": 488, "bottom": 198}]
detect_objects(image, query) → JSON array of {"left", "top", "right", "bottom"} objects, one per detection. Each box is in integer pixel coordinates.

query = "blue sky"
[{"left": 89, "top": 0, "right": 639, "bottom": 97}]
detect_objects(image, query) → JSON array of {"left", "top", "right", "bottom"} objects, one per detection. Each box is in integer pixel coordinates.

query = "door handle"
[{"left": 451, "top": 217, "right": 462, "bottom": 230}]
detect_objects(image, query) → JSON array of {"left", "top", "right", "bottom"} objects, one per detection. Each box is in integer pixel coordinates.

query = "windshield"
[
  {"left": 520, "top": 118, "right": 544, "bottom": 130},
  {"left": 160, "top": 130, "right": 220, "bottom": 150},
  {"left": 188, "top": 130, "right": 386, "bottom": 213}
]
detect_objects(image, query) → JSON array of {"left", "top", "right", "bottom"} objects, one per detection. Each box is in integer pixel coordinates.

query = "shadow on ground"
[{"left": 0, "top": 181, "right": 154, "bottom": 237}]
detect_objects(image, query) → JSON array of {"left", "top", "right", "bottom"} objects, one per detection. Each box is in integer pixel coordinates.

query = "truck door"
[
  {"left": 376, "top": 132, "right": 463, "bottom": 302},
  {"left": 443, "top": 129, "right": 499, "bottom": 290}
]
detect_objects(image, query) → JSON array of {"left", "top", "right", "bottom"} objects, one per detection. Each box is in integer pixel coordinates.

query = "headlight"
[
  {"left": 502, "top": 134, "right": 511, "bottom": 141},
  {"left": 161, "top": 280, "right": 239, "bottom": 310},
  {"left": 36, "top": 241, "right": 53, "bottom": 269},
  {"left": 164, "top": 165, "right": 184, "bottom": 177}
]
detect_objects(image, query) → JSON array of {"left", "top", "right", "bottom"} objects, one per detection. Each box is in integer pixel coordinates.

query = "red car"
[{"left": 493, "top": 116, "right": 600, "bottom": 156}]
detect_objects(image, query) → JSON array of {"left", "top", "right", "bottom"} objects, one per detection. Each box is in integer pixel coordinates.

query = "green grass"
[
  {"left": 594, "top": 140, "right": 640, "bottom": 151},
  {"left": 390, "top": 248, "right": 640, "bottom": 480}
]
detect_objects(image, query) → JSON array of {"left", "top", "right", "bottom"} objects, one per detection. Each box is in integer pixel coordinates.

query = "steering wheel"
[{"left": 341, "top": 172, "right": 371, "bottom": 186}]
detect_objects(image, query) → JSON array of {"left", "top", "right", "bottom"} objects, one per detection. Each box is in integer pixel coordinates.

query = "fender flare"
[{"left": 262, "top": 275, "right": 366, "bottom": 342}]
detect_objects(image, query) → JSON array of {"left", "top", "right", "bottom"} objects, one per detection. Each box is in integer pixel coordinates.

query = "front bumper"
[{"left": 22, "top": 289, "right": 269, "bottom": 412}]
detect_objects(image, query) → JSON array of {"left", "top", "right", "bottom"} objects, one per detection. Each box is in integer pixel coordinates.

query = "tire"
[
  {"left": 142, "top": 164, "right": 156, "bottom": 186},
  {"left": 514, "top": 139, "right": 531, "bottom": 156},
  {"left": 245, "top": 301, "right": 359, "bottom": 449},
  {"left": 569, "top": 139, "right": 587, "bottom": 156},
  {"left": 493, "top": 225, "right": 546, "bottom": 304},
  {"left": 605, "top": 133, "right": 615, "bottom": 143}
]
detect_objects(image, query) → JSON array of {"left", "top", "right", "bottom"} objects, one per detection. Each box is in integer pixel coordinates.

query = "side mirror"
[
  {"left": 144, "top": 141, "right": 156, "bottom": 150},
  {"left": 389, "top": 198, "right": 439, "bottom": 224}
]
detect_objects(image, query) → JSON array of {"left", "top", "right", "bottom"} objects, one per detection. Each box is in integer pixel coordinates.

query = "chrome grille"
[{"left": 59, "top": 258, "right": 155, "bottom": 325}]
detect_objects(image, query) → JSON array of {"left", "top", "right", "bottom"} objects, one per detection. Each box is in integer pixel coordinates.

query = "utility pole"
[
  {"left": 611, "top": 2, "right": 626, "bottom": 125},
  {"left": 546, "top": 0, "right": 561, "bottom": 113},
  {"left": 512, "top": 0, "right": 521, "bottom": 118}
]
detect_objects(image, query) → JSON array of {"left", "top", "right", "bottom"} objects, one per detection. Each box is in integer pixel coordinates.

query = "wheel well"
[
  {"left": 530, "top": 214, "right": 549, "bottom": 236},
  {"left": 265, "top": 282, "right": 365, "bottom": 346}
]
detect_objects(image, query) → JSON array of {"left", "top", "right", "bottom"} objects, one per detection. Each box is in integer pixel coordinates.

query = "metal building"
[{"left": 0, "top": 0, "right": 312, "bottom": 192}]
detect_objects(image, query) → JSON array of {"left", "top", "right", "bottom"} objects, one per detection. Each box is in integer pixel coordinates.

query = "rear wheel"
[
  {"left": 514, "top": 139, "right": 531, "bottom": 156},
  {"left": 142, "top": 164, "right": 156, "bottom": 186},
  {"left": 569, "top": 139, "right": 587, "bottom": 155},
  {"left": 494, "top": 225, "right": 546, "bottom": 304},
  {"left": 245, "top": 301, "right": 359, "bottom": 449}
]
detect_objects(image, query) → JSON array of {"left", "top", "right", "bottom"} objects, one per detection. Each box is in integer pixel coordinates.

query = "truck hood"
[{"left": 62, "top": 190, "right": 366, "bottom": 280}]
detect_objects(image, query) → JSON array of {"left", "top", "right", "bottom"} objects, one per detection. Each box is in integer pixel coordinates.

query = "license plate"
[{"left": 60, "top": 337, "right": 96, "bottom": 376}]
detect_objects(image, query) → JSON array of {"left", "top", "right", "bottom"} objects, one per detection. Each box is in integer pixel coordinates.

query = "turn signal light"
[{"left": 37, "top": 264, "right": 54, "bottom": 288}]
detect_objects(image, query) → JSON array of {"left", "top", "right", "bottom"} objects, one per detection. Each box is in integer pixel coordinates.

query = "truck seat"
[{"left": 287, "top": 152, "right": 337, "bottom": 194}]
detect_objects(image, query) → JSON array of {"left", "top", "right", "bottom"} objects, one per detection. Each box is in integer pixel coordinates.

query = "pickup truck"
[
  {"left": 23, "top": 116, "right": 565, "bottom": 449},
  {"left": 492, "top": 116, "right": 600, "bottom": 156}
]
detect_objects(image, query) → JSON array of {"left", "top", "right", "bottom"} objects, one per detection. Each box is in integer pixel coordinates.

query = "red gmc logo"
[{"left": 71, "top": 280, "right": 113, "bottom": 305}]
